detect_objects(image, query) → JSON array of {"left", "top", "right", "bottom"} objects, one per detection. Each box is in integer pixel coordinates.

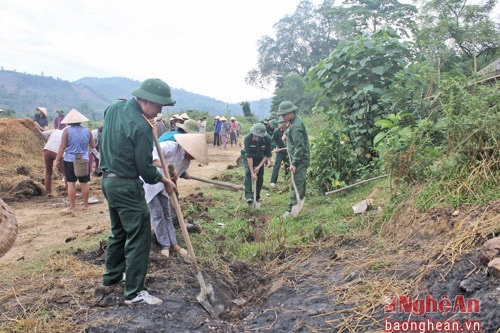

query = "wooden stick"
[
  {"left": 324, "top": 175, "right": 388, "bottom": 196},
  {"left": 189, "top": 175, "right": 244, "bottom": 191}
]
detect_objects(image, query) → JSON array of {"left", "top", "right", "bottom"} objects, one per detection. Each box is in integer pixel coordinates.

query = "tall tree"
[
  {"left": 339, "top": 0, "right": 418, "bottom": 39},
  {"left": 270, "top": 73, "right": 317, "bottom": 116},
  {"left": 418, "top": 0, "right": 500, "bottom": 74},
  {"left": 245, "top": 0, "right": 338, "bottom": 90},
  {"left": 240, "top": 101, "right": 253, "bottom": 118}
]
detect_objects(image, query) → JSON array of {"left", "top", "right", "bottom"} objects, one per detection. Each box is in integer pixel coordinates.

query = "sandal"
[
  {"left": 160, "top": 249, "right": 170, "bottom": 258},
  {"left": 175, "top": 248, "right": 188, "bottom": 257}
]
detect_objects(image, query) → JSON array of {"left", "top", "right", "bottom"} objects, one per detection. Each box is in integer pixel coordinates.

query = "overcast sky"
[
  {"left": 1, "top": 1, "right": 497, "bottom": 103},
  {"left": 0, "top": 0, "right": 314, "bottom": 103}
]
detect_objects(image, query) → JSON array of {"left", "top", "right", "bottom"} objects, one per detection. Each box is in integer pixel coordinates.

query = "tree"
[
  {"left": 418, "top": 0, "right": 500, "bottom": 74},
  {"left": 245, "top": 0, "right": 338, "bottom": 90},
  {"left": 240, "top": 101, "right": 253, "bottom": 118},
  {"left": 270, "top": 73, "right": 317, "bottom": 116},
  {"left": 339, "top": 0, "right": 418, "bottom": 39},
  {"left": 308, "top": 27, "right": 413, "bottom": 165}
]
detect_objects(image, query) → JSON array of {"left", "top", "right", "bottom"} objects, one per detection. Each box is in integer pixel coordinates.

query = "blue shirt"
[
  {"left": 158, "top": 131, "right": 181, "bottom": 142},
  {"left": 63, "top": 125, "right": 90, "bottom": 162},
  {"left": 213, "top": 120, "right": 222, "bottom": 134}
]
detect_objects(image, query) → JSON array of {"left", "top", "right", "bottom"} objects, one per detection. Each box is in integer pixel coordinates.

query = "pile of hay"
[{"left": 0, "top": 118, "right": 47, "bottom": 201}]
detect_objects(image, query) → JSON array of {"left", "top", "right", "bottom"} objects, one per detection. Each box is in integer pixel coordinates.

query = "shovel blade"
[
  {"left": 290, "top": 198, "right": 305, "bottom": 217},
  {"left": 196, "top": 283, "right": 223, "bottom": 319}
]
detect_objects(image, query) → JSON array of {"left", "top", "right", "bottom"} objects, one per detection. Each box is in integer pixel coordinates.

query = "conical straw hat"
[
  {"left": 36, "top": 107, "right": 47, "bottom": 116},
  {"left": 0, "top": 198, "right": 18, "bottom": 258},
  {"left": 61, "top": 109, "right": 89, "bottom": 124},
  {"left": 174, "top": 133, "right": 209, "bottom": 165}
]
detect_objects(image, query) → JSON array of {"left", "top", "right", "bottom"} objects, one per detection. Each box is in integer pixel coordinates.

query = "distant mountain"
[{"left": 0, "top": 70, "right": 272, "bottom": 120}]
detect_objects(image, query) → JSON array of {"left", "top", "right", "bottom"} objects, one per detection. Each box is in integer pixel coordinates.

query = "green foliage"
[
  {"left": 0, "top": 108, "right": 16, "bottom": 117},
  {"left": 340, "top": 0, "right": 418, "bottom": 38},
  {"left": 309, "top": 126, "right": 360, "bottom": 192},
  {"left": 246, "top": 1, "right": 338, "bottom": 88},
  {"left": 374, "top": 112, "right": 443, "bottom": 183},
  {"left": 194, "top": 168, "right": 390, "bottom": 263},
  {"left": 269, "top": 74, "right": 318, "bottom": 116},
  {"left": 375, "top": 76, "right": 499, "bottom": 208},
  {"left": 240, "top": 101, "right": 253, "bottom": 118},
  {"left": 309, "top": 27, "right": 413, "bottom": 167},
  {"left": 417, "top": 0, "right": 500, "bottom": 74}
]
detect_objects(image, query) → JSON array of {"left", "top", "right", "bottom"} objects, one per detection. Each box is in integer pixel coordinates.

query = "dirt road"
[{"left": 0, "top": 144, "right": 242, "bottom": 265}]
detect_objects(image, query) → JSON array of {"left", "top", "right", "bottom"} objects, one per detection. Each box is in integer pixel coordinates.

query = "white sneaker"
[
  {"left": 125, "top": 290, "right": 163, "bottom": 305},
  {"left": 282, "top": 211, "right": 291, "bottom": 218},
  {"left": 270, "top": 183, "right": 276, "bottom": 188},
  {"left": 160, "top": 249, "right": 170, "bottom": 258}
]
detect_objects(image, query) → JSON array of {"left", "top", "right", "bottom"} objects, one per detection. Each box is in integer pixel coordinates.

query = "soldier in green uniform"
[
  {"left": 241, "top": 123, "right": 272, "bottom": 205},
  {"left": 270, "top": 116, "right": 289, "bottom": 187},
  {"left": 99, "top": 78, "right": 176, "bottom": 305},
  {"left": 277, "top": 101, "right": 310, "bottom": 218}
]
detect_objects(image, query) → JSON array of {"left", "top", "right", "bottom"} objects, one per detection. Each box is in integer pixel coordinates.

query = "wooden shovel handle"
[{"left": 142, "top": 115, "right": 201, "bottom": 273}]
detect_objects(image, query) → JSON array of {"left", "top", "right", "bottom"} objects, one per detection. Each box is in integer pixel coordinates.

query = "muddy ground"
[{"left": 0, "top": 118, "right": 499, "bottom": 332}]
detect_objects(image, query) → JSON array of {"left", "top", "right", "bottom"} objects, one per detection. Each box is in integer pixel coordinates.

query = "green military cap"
[
  {"left": 177, "top": 119, "right": 200, "bottom": 133},
  {"left": 250, "top": 123, "right": 267, "bottom": 137},
  {"left": 276, "top": 101, "right": 298, "bottom": 116},
  {"left": 131, "top": 78, "right": 176, "bottom": 106}
]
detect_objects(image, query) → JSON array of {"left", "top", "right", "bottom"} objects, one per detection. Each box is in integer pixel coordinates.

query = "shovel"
[
  {"left": 288, "top": 154, "right": 304, "bottom": 217},
  {"left": 143, "top": 116, "right": 220, "bottom": 318},
  {"left": 251, "top": 178, "right": 261, "bottom": 209}
]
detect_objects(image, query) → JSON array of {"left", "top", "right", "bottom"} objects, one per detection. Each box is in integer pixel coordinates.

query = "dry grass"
[
  {"left": 0, "top": 252, "right": 104, "bottom": 333},
  {"left": 257, "top": 197, "right": 500, "bottom": 332}
]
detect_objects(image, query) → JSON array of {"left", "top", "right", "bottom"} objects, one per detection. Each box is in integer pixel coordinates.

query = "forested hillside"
[{"left": 0, "top": 70, "right": 271, "bottom": 121}]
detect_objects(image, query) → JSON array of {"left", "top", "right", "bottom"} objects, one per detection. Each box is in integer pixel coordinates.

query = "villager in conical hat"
[
  {"left": 61, "top": 109, "right": 89, "bottom": 124},
  {"left": 0, "top": 198, "right": 18, "bottom": 258},
  {"left": 33, "top": 107, "right": 49, "bottom": 131},
  {"left": 36, "top": 106, "right": 48, "bottom": 116},
  {"left": 174, "top": 133, "right": 209, "bottom": 165}
]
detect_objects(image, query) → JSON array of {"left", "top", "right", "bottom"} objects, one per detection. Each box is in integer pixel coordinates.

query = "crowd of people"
[{"left": 35, "top": 78, "right": 310, "bottom": 306}]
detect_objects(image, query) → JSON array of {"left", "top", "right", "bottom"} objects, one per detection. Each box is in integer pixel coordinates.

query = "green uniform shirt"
[
  {"left": 99, "top": 98, "right": 162, "bottom": 184},
  {"left": 242, "top": 132, "right": 272, "bottom": 162},
  {"left": 286, "top": 115, "right": 310, "bottom": 166},
  {"left": 271, "top": 127, "right": 286, "bottom": 150}
]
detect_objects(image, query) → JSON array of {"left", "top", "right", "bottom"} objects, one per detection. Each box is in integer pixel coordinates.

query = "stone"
[
  {"left": 479, "top": 237, "right": 500, "bottom": 266},
  {"left": 487, "top": 257, "right": 500, "bottom": 278}
]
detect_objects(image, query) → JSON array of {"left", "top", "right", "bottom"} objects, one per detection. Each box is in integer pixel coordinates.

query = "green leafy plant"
[{"left": 309, "top": 26, "right": 413, "bottom": 169}]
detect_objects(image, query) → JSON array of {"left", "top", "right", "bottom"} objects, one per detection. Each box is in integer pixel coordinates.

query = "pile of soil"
[
  {"left": 0, "top": 118, "right": 498, "bottom": 332},
  {"left": 0, "top": 118, "right": 48, "bottom": 201}
]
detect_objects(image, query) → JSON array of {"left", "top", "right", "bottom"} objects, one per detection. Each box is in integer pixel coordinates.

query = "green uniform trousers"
[
  {"left": 242, "top": 157, "right": 265, "bottom": 201},
  {"left": 270, "top": 151, "right": 288, "bottom": 184},
  {"left": 102, "top": 177, "right": 151, "bottom": 301},
  {"left": 287, "top": 161, "right": 309, "bottom": 212}
]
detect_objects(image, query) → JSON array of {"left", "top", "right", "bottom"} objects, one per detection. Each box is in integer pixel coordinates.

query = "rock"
[
  {"left": 479, "top": 237, "right": 500, "bottom": 266},
  {"left": 487, "top": 257, "right": 500, "bottom": 278},
  {"left": 352, "top": 199, "right": 374, "bottom": 214},
  {"left": 459, "top": 277, "right": 483, "bottom": 294}
]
